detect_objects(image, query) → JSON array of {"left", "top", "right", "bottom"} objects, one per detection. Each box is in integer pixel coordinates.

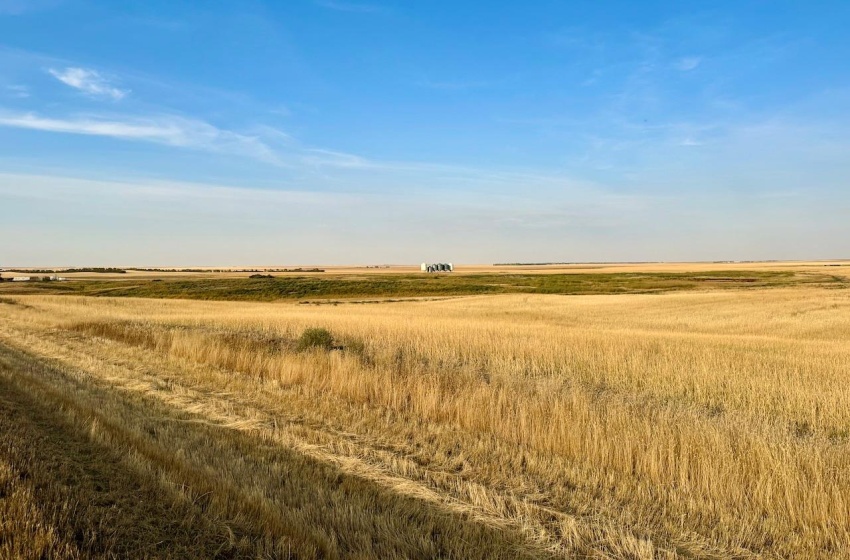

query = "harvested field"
[
  {"left": 1, "top": 284, "right": 849, "bottom": 558},
  {"left": 0, "top": 269, "right": 842, "bottom": 301}
]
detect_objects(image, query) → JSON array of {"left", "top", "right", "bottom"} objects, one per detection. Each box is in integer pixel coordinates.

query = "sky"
[{"left": 1, "top": 1, "right": 849, "bottom": 266}]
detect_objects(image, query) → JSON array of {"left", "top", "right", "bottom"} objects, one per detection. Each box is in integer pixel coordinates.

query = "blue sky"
[{"left": 1, "top": 1, "right": 849, "bottom": 265}]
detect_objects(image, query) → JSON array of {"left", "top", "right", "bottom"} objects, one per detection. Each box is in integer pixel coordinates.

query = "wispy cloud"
[
  {"left": 679, "top": 138, "right": 702, "bottom": 146},
  {"left": 0, "top": 111, "right": 284, "bottom": 165},
  {"left": 314, "top": 0, "right": 382, "bottom": 13},
  {"left": 269, "top": 105, "right": 292, "bottom": 117},
  {"left": 300, "top": 148, "right": 374, "bottom": 169},
  {"left": 0, "top": 172, "right": 355, "bottom": 206},
  {"left": 5, "top": 84, "right": 29, "bottom": 98},
  {"left": 48, "top": 67, "right": 129, "bottom": 100},
  {"left": 0, "top": 106, "right": 410, "bottom": 173},
  {"left": 674, "top": 56, "right": 701, "bottom": 71}
]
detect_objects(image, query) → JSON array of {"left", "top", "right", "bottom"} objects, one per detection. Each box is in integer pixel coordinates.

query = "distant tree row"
[
  {"left": 5, "top": 268, "right": 126, "bottom": 274},
  {"left": 129, "top": 268, "right": 220, "bottom": 272},
  {"left": 248, "top": 269, "right": 325, "bottom": 279},
  {"left": 129, "top": 268, "right": 325, "bottom": 273}
]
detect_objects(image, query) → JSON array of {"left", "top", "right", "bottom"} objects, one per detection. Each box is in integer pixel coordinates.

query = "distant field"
[
  {"left": 1, "top": 267, "right": 849, "bottom": 558},
  {"left": 4, "top": 259, "right": 850, "bottom": 279},
  {"left": 1, "top": 269, "right": 844, "bottom": 301}
]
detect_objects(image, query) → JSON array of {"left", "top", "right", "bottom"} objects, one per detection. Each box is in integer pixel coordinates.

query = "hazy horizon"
[
  {"left": 2, "top": 2, "right": 849, "bottom": 265},
  {"left": 3, "top": 259, "right": 849, "bottom": 270}
]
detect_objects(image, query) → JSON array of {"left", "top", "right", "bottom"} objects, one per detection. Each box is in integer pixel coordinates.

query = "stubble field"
[{"left": 0, "top": 273, "right": 849, "bottom": 558}]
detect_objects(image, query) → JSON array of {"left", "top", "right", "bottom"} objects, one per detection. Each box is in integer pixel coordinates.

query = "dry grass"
[
  {"left": 0, "top": 347, "right": 292, "bottom": 559},
  {"left": 1, "top": 286, "right": 849, "bottom": 557}
]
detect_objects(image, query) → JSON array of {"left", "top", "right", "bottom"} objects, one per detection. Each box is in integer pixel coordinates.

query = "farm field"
[
  {"left": 3, "top": 260, "right": 850, "bottom": 280},
  {"left": 1, "top": 268, "right": 845, "bottom": 301},
  {"left": 1, "top": 274, "right": 849, "bottom": 558}
]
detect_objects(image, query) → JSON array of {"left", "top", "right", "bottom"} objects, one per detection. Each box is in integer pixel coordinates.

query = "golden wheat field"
[{"left": 1, "top": 285, "right": 849, "bottom": 558}]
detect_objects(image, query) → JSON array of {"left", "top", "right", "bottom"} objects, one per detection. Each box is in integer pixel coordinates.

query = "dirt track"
[{"left": 0, "top": 334, "right": 551, "bottom": 559}]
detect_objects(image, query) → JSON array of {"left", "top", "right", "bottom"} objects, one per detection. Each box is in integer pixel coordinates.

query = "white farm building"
[{"left": 421, "top": 263, "right": 453, "bottom": 273}]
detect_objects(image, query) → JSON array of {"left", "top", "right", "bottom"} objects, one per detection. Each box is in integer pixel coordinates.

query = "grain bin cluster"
[
  {"left": 421, "top": 263, "right": 453, "bottom": 273},
  {"left": 5, "top": 275, "right": 67, "bottom": 282}
]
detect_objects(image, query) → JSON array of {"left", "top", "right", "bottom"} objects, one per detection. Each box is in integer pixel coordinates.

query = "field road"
[{"left": 0, "top": 337, "right": 555, "bottom": 559}]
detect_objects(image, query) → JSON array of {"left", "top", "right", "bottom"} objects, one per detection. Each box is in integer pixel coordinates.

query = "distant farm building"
[
  {"left": 7, "top": 275, "right": 65, "bottom": 282},
  {"left": 421, "top": 263, "right": 453, "bottom": 273}
]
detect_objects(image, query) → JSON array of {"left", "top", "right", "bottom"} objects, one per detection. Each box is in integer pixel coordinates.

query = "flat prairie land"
[
  {"left": 4, "top": 259, "right": 849, "bottom": 280},
  {"left": 1, "top": 274, "right": 849, "bottom": 558},
  {"left": 1, "top": 268, "right": 845, "bottom": 301}
]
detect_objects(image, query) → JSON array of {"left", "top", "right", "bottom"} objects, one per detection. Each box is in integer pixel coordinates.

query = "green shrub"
[
  {"left": 296, "top": 327, "right": 334, "bottom": 351},
  {"left": 343, "top": 338, "right": 372, "bottom": 365},
  {"left": 345, "top": 338, "right": 366, "bottom": 356}
]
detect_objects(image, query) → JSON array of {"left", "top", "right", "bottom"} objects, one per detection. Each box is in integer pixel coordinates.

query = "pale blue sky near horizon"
[{"left": 1, "top": 0, "right": 849, "bottom": 266}]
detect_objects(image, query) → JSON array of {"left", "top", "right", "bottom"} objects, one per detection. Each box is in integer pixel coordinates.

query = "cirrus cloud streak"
[{"left": 48, "top": 66, "right": 128, "bottom": 100}]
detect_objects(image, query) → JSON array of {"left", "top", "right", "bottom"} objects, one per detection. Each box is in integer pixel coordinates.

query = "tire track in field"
[
  {"left": 0, "top": 338, "right": 553, "bottom": 559},
  {"left": 0, "top": 351, "right": 282, "bottom": 559},
  {"left": 1, "top": 317, "right": 755, "bottom": 560}
]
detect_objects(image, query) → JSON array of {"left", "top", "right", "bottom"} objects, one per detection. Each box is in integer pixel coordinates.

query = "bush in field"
[
  {"left": 344, "top": 338, "right": 366, "bottom": 356},
  {"left": 343, "top": 337, "right": 372, "bottom": 365},
  {"left": 296, "top": 327, "right": 334, "bottom": 351}
]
